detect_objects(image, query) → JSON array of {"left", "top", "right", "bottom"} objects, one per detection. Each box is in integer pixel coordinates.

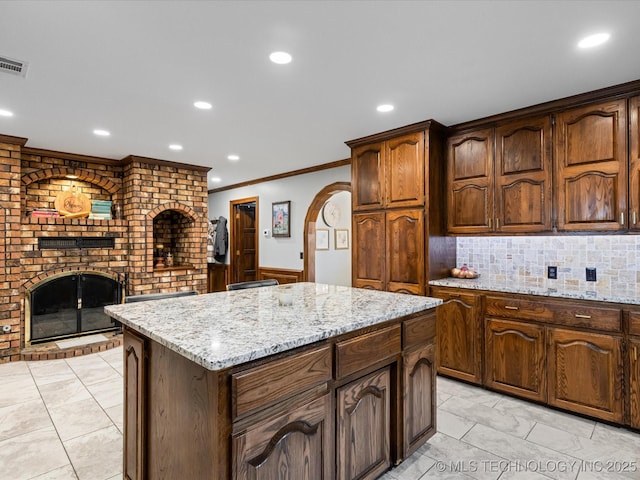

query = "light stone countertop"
[
  {"left": 105, "top": 282, "right": 442, "bottom": 371},
  {"left": 429, "top": 275, "right": 640, "bottom": 305}
]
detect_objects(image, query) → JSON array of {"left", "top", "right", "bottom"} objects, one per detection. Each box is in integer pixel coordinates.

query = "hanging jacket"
[{"left": 214, "top": 216, "right": 228, "bottom": 261}]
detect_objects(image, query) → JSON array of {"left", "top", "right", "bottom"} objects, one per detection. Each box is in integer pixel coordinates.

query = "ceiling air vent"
[{"left": 0, "top": 55, "right": 28, "bottom": 78}]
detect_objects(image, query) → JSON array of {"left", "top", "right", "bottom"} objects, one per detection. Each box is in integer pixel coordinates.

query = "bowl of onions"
[{"left": 450, "top": 265, "right": 479, "bottom": 279}]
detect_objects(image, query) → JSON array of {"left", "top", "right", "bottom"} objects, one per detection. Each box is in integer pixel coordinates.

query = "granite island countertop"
[
  {"left": 105, "top": 282, "right": 442, "bottom": 371},
  {"left": 429, "top": 274, "right": 640, "bottom": 305}
]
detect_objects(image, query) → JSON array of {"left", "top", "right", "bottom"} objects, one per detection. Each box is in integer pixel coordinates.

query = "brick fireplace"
[{"left": 0, "top": 134, "right": 209, "bottom": 362}]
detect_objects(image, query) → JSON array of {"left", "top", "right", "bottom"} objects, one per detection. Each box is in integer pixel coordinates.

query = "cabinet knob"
[
  {"left": 634, "top": 346, "right": 638, "bottom": 361},
  {"left": 574, "top": 314, "right": 592, "bottom": 319},
  {"left": 620, "top": 212, "right": 624, "bottom": 225},
  {"left": 633, "top": 211, "right": 637, "bottom": 225},
  {"left": 504, "top": 305, "right": 519, "bottom": 310}
]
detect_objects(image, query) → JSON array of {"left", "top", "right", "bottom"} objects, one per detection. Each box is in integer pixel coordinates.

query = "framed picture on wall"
[
  {"left": 316, "top": 229, "right": 329, "bottom": 250},
  {"left": 335, "top": 229, "right": 349, "bottom": 249},
  {"left": 272, "top": 201, "right": 291, "bottom": 237}
]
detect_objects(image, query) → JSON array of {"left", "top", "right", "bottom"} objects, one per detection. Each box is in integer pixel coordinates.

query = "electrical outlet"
[
  {"left": 586, "top": 267, "right": 597, "bottom": 282},
  {"left": 547, "top": 266, "right": 557, "bottom": 279}
]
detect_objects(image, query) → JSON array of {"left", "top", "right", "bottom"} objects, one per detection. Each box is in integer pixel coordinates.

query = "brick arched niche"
[
  {"left": 146, "top": 203, "right": 203, "bottom": 271},
  {"left": 21, "top": 167, "right": 121, "bottom": 215},
  {"left": 303, "top": 182, "right": 351, "bottom": 282}
]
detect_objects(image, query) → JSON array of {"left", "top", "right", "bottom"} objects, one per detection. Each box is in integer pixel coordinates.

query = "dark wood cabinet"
[
  {"left": 349, "top": 122, "right": 454, "bottom": 293},
  {"left": 207, "top": 263, "right": 228, "bottom": 292},
  {"left": 630, "top": 337, "right": 640, "bottom": 429},
  {"left": 547, "top": 328, "right": 623, "bottom": 423},
  {"left": 495, "top": 115, "right": 552, "bottom": 233},
  {"left": 485, "top": 318, "right": 546, "bottom": 402},
  {"left": 431, "top": 287, "right": 483, "bottom": 384},
  {"left": 554, "top": 99, "right": 628, "bottom": 231},
  {"left": 447, "top": 117, "right": 552, "bottom": 234},
  {"left": 233, "top": 394, "right": 332, "bottom": 480},
  {"left": 630, "top": 95, "right": 640, "bottom": 230},
  {"left": 337, "top": 368, "right": 391, "bottom": 480},
  {"left": 124, "top": 329, "right": 146, "bottom": 480},
  {"left": 353, "top": 208, "right": 425, "bottom": 294},
  {"left": 402, "top": 343, "right": 436, "bottom": 456},
  {"left": 386, "top": 208, "right": 424, "bottom": 295},
  {"left": 446, "top": 128, "right": 494, "bottom": 233},
  {"left": 352, "top": 141, "right": 384, "bottom": 211},
  {"left": 352, "top": 212, "right": 385, "bottom": 290},
  {"left": 385, "top": 132, "right": 425, "bottom": 208}
]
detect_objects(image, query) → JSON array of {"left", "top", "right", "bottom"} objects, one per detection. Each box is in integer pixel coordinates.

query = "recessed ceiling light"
[
  {"left": 93, "top": 129, "right": 110, "bottom": 136},
  {"left": 227, "top": 154, "right": 240, "bottom": 161},
  {"left": 194, "top": 101, "right": 212, "bottom": 110},
  {"left": 169, "top": 144, "right": 183, "bottom": 151},
  {"left": 269, "top": 51, "right": 292, "bottom": 65},
  {"left": 0, "top": 109, "right": 14, "bottom": 117},
  {"left": 377, "top": 104, "right": 394, "bottom": 113},
  {"left": 578, "top": 33, "right": 610, "bottom": 48},
  {"left": 210, "top": 177, "right": 221, "bottom": 183}
]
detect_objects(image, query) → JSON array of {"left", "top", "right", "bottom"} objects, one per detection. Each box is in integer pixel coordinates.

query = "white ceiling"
[{"left": 1, "top": 1, "right": 640, "bottom": 190}]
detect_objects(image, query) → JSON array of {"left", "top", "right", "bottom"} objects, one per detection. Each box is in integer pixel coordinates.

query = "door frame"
[
  {"left": 229, "top": 196, "right": 259, "bottom": 285},
  {"left": 303, "top": 182, "right": 351, "bottom": 282}
]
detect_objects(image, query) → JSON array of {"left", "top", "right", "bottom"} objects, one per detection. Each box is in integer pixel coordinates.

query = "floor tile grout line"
[{"left": 26, "top": 360, "right": 81, "bottom": 480}]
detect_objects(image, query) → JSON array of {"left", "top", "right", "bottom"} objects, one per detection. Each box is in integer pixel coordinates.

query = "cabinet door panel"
[
  {"left": 385, "top": 132, "right": 425, "bottom": 208},
  {"left": 485, "top": 318, "right": 546, "bottom": 402},
  {"left": 352, "top": 143, "right": 384, "bottom": 211},
  {"left": 403, "top": 344, "right": 436, "bottom": 456},
  {"left": 630, "top": 95, "right": 640, "bottom": 230},
  {"left": 337, "top": 368, "right": 391, "bottom": 480},
  {"left": 234, "top": 394, "right": 332, "bottom": 480},
  {"left": 433, "top": 289, "right": 482, "bottom": 384},
  {"left": 495, "top": 116, "right": 552, "bottom": 232},
  {"left": 352, "top": 212, "right": 385, "bottom": 290},
  {"left": 630, "top": 338, "right": 640, "bottom": 429},
  {"left": 447, "top": 129, "right": 494, "bottom": 233},
  {"left": 386, "top": 209, "right": 424, "bottom": 295},
  {"left": 124, "top": 329, "right": 146, "bottom": 480},
  {"left": 548, "top": 328, "right": 623, "bottom": 422},
  {"left": 555, "top": 100, "right": 627, "bottom": 231}
]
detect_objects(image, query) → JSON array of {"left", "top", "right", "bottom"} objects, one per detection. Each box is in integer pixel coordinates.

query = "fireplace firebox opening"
[{"left": 27, "top": 272, "right": 123, "bottom": 344}]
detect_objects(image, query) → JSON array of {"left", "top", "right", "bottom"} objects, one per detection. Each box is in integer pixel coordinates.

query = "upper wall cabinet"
[
  {"left": 554, "top": 99, "right": 628, "bottom": 231},
  {"left": 495, "top": 116, "right": 552, "bottom": 233},
  {"left": 352, "top": 132, "right": 425, "bottom": 211},
  {"left": 447, "top": 116, "right": 552, "bottom": 234},
  {"left": 446, "top": 128, "right": 494, "bottom": 234},
  {"left": 385, "top": 132, "right": 425, "bottom": 208},
  {"left": 630, "top": 95, "right": 640, "bottom": 230},
  {"left": 352, "top": 142, "right": 385, "bottom": 211}
]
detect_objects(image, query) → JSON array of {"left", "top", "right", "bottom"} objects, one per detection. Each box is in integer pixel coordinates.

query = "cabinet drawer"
[
  {"left": 630, "top": 311, "right": 640, "bottom": 336},
  {"left": 550, "top": 303, "right": 622, "bottom": 332},
  {"left": 336, "top": 325, "right": 401, "bottom": 379},
  {"left": 403, "top": 312, "right": 436, "bottom": 349},
  {"left": 232, "top": 345, "right": 332, "bottom": 419},
  {"left": 486, "top": 295, "right": 622, "bottom": 332},
  {"left": 485, "top": 296, "right": 554, "bottom": 322}
]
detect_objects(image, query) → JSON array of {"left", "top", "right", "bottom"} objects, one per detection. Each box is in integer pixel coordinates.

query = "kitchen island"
[{"left": 105, "top": 282, "right": 442, "bottom": 480}]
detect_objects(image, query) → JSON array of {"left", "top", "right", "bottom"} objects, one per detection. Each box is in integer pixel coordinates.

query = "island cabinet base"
[{"left": 123, "top": 310, "right": 437, "bottom": 480}]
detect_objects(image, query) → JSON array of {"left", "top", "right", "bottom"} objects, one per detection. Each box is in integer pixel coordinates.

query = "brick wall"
[
  {"left": 0, "top": 137, "right": 24, "bottom": 361},
  {"left": 0, "top": 137, "right": 209, "bottom": 362}
]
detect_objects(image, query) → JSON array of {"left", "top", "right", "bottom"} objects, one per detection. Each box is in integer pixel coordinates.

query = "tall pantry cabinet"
[{"left": 347, "top": 121, "right": 455, "bottom": 295}]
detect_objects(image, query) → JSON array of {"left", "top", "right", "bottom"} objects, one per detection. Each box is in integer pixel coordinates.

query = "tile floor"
[{"left": 1, "top": 348, "right": 639, "bottom": 480}]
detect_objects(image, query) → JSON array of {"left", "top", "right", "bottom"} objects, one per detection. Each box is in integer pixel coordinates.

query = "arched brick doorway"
[{"left": 303, "top": 182, "right": 351, "bottom": 282}]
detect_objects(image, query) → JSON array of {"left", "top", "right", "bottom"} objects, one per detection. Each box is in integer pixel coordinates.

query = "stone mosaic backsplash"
[{"left": 456, "top": 235, "right": 640, "bottom": 292}]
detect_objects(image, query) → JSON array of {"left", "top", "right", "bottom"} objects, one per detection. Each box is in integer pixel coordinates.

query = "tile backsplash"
[{"left": 456, "top": 236, "right": 640, "bottom": 289}]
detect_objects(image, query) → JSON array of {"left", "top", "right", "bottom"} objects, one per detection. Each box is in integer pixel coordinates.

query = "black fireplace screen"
[{"left": 30, "top": 273, "right": 122, "bottom": 343}]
